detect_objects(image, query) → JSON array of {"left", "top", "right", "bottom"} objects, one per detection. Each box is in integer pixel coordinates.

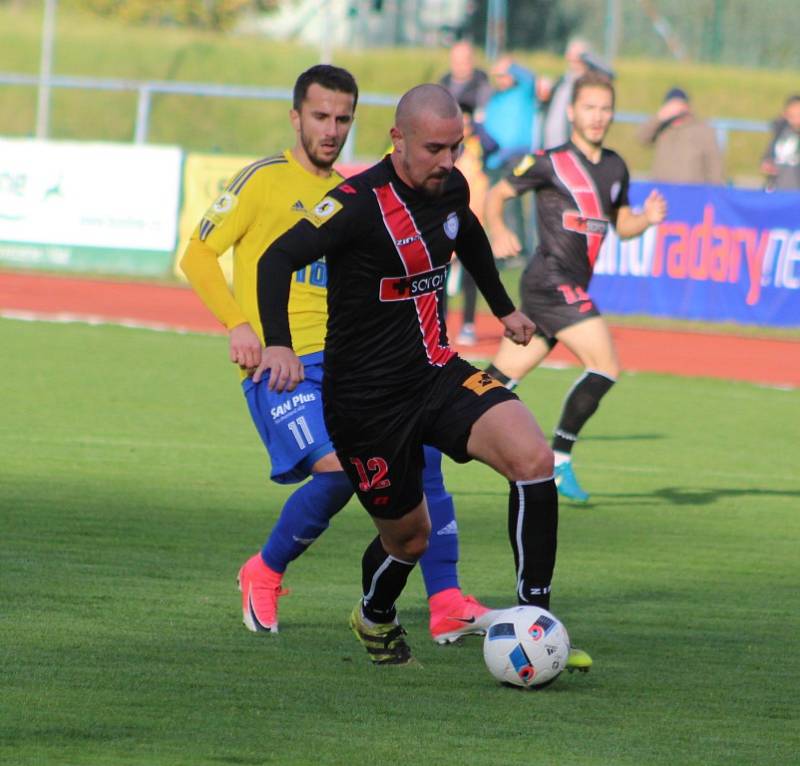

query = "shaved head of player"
[{"left": 390, "top": 84, "right": 464, "bottom": 197}]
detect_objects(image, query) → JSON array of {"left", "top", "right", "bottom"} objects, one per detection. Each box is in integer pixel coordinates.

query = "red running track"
[{"left": 1, "top": 270, "right": 798, "bottom": 389}]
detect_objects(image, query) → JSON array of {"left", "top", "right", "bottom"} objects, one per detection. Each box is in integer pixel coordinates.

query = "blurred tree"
[
  {"left": 70, "top": 0, "right": 279, "bottom": 30},
  {"left": 464, "top": 0, "right": 579, "bottom": 53}
]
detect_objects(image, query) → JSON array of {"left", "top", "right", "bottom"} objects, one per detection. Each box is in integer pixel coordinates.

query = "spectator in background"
[
  {"left": 760, "top": 94, "right": 800, "bottom": 190},
  {"left": 637, "top": 87, "right": 725, "bottom": 185},
  {"left": 540, "top": 38, "right": 615, "bottom": 150},
  {"left": 451, "top": 104, "right": 498, "bottom": 345},
  {"left": 483, "top": 56, "right": 538, "bottom": 258},
  {"left": 438, "top": 39, "right": 491, "bottom": 115}
]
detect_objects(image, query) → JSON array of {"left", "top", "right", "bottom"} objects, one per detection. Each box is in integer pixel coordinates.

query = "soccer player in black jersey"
[
  {"left": 252, "top": 83, "right": 592, "bottom": 671},
  {"left": 485, "top": 71, "right": 667, "bottom": 502}
]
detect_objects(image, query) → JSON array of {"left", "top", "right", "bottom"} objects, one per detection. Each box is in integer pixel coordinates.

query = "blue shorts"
[{"left": 242, "top": 352, "right": 334, "bottom": 484}]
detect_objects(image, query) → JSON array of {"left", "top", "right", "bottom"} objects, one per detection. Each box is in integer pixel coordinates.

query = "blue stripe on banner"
[{"left": 591, "top": 182, "right": 800, "bottom": 328}]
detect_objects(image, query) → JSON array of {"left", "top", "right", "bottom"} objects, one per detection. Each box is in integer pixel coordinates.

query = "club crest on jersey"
[
  {"left": 444, "top": 212, "right": 459, "bottom": 240},
  {"left": 203, "top": 190, "right": 238, "bottom": 225},
  {"left": 513, "top": 154, "right": 536, "bottom": 176},
  {"left": 308, "top": 196, "right": 343, "bottom": 227}
]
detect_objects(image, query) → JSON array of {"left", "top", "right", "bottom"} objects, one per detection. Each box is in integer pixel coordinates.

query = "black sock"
[
  {"left": 552, "top": 371, "right": 616, "bottom": 454},
  {"left": 508, "top": 478, "right": 558, "bottom": 610},
  {"left": 361, "top": 535, "right": 415, "bottom": 624},
  {"left": 485, "top": 363, "right": 518, "bottom": 391}
]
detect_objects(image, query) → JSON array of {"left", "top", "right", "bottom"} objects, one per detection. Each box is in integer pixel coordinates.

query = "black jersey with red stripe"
[
  {"left": 506, "top": 141, "right": 630, "bottom": 287},
  {"left": 257, "top": 155, "right": 514, "bottom": 405}
]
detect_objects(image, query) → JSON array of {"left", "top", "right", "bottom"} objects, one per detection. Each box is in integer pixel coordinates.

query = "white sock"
[{"left": 553, "top": 451, "right": 571, "bottom": 467}]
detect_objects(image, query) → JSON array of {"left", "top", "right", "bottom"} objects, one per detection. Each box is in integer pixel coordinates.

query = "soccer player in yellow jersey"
[{"left": 181, "top": 65, "right": 499, "bottom": 643}]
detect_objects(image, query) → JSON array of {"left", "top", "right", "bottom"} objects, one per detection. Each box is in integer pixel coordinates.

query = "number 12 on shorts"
[{"left": 349, "top": 457, "right": 391, "bottom": 491}]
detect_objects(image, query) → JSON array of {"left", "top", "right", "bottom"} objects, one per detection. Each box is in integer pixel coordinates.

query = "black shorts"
[
  {"left": 324, "top": 357, "right": 518, "bottom": 520},
  {"left": 520, "top": 267, "right": 601, "bottom": 341}
]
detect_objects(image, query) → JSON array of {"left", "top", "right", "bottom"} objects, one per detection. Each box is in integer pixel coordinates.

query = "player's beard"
[
  {"left": 574, "top": 121, "right": 609, "bottom": 149},
  {"left": 301, "top": 130, "right": 341, "bottom": 171}
]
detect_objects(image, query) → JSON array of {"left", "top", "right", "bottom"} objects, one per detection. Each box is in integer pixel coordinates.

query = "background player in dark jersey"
[
  {"left": 252, "top": 84, "right": 592, "bottom": 672},
  {"left": 485, "top": 71, "right": 667, "bottom": 503}
]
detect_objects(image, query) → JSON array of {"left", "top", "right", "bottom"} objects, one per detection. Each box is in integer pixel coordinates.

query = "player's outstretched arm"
[
  {"left": 485, "top": 179, "right": 522, "bottom": 258},
  {"left": 615, "top": 189, "right": 667, "bottom": 239},
  {"left": 180, "top": 239, "right": 248, "bottom": 334},
  {"left": 454, "top": 209, "right": 516, "bottom": 322}
]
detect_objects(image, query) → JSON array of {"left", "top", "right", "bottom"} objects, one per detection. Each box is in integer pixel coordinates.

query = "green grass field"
[
  {"left": 2, "top": 317, "right": 799, "bottom": 766},
  {"left": 2, "top": 4, "right": 797, "bottom": 181}
]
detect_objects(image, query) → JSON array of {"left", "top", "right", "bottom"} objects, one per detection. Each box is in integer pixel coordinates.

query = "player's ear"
[
  {"left": 289, "top": 108, "right": 301, "bottom": 134},
  {"left": 389, "top": 125, "right": 404, "bottom": 154},
  {"left": 566, "top": 104, "right": 574, "bottom": 125}
]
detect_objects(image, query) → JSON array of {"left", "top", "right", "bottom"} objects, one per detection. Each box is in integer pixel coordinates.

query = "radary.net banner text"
[{"left": 593, "top": 182, "right": 800, "bottom": 327}]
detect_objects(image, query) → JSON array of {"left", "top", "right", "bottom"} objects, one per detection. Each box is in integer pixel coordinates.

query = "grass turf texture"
[{"left": 1, "top": 317, "right": 798, "bottom": 765}]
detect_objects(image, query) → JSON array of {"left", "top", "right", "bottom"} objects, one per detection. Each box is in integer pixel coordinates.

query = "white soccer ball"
[{"left": 483, "top": 606, "right": 571, "bottom": 689}]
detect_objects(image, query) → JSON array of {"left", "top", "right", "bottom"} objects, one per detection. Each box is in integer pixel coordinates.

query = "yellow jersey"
[{"left": 181, "top": 149, "right": 342, "bottom": 358}]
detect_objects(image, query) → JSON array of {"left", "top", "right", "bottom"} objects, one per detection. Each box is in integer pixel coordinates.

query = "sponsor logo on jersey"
[
  {"left": 461, "top": 371, "right": 504, "bottom": 396},
  {"left": 512, "top": 154, "right": 536, "bottom": 176},
  {"left": 203, "top": 190, "right": 238, "bottom": 225},
  {"left": 395, "top": 234, "right": 421, "bottom": 247},
  {"left": 307, "top": 196, "right": 343, "bottom": 227},
  {"left": 444, "top": 212, "right": 459, "bottom": 240},
  {"left": 379, "top": 264, "right": 448, "bottom": 301},
  {"left": 291, "top": 200, "right": 307, "bottom": 213},
  {"left": 562, "top": 210, "right": 608, "bottom": 236}
]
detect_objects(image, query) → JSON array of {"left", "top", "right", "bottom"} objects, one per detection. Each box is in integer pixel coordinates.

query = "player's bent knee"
[
  {"left": 401, "top": 535, "right": 429, "bottom": 562},
  {"left": 376, "top": 505, "right": 431, "bottom": 563},
  {"left": 382, "top": 532, "right": 429, "bottom": 563},
  {"left": 504, "top": 445, "right": 554, "bottom": 483}
]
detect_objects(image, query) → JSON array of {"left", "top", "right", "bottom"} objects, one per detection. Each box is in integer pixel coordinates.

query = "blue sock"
[
  {"left": 419, "top": 446, "right": 460, "bottom": 598},
  {"left": 261, "top": 470, "right": 353, "bottom": 573}
]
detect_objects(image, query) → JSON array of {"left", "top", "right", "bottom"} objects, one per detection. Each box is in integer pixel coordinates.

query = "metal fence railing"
[{"left": 0, "top": 71, "right": 770, "bottom": 159}]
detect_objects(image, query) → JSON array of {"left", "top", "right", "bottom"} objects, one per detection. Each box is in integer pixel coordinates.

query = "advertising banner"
[
  {"left": 0, "top": 138, "right": 182, "bottom": 277},
  {"left": 593, "top": 182, "right": 800, "bottom": 327}
]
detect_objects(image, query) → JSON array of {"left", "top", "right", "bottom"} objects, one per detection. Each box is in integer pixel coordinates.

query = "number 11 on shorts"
[{"left": 287, "top": 416, "right": 314, "bottom": 449}]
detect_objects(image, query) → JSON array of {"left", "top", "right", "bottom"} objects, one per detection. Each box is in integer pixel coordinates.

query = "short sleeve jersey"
[
  {"left": 507, "top": 141, "right": 630, "bottom": 287},
  {"left": 193, "top": 150, "right": 342, "bottom": 356},
  {"left": 258, "top": 156, "right": 514, "bottom": 407}
]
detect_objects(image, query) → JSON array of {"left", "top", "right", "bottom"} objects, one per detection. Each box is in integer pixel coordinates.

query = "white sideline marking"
[{"left": 0, "top": 309, "right": 220, "bottom": 337}]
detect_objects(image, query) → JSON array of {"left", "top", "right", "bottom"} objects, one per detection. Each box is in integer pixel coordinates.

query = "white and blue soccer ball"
[{"left": 483, "top": 606, "right": 570, "bottom": 688}]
